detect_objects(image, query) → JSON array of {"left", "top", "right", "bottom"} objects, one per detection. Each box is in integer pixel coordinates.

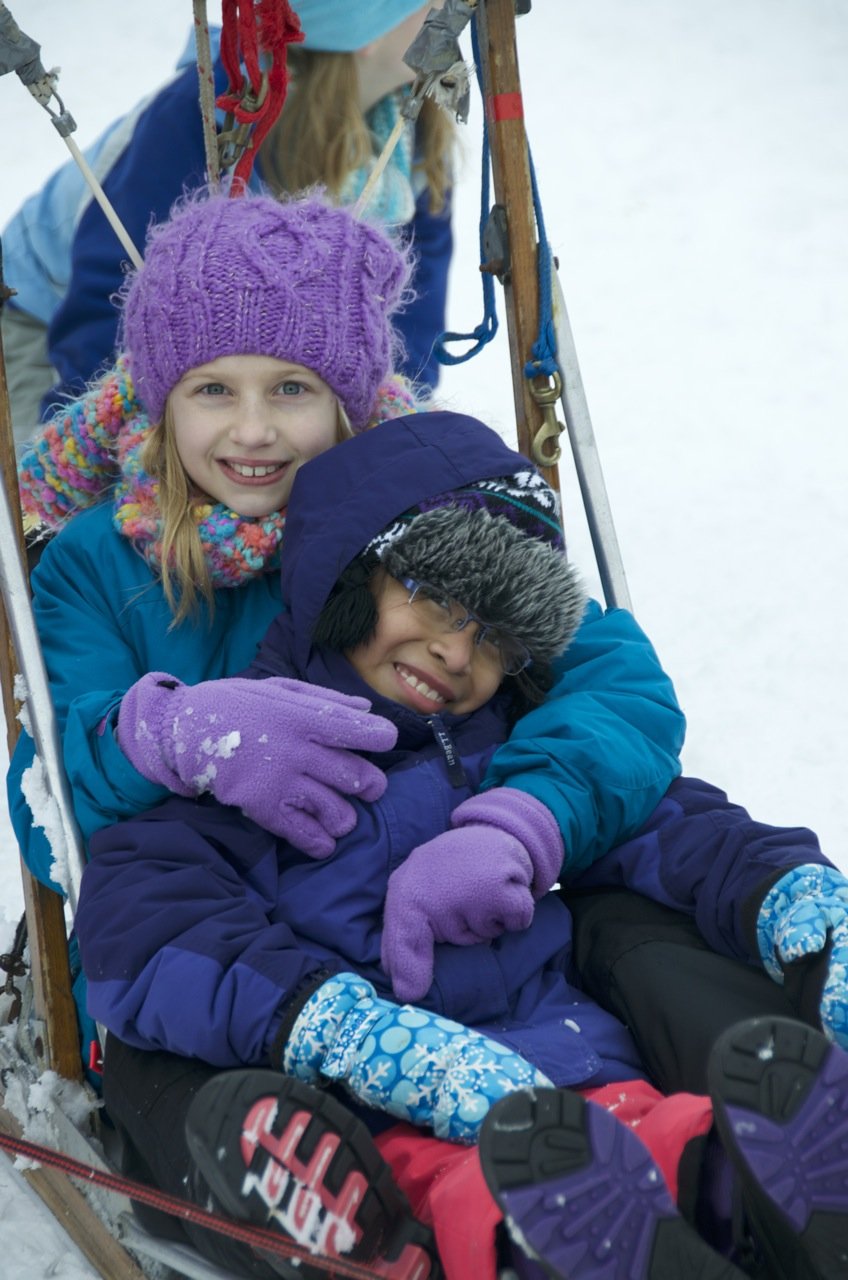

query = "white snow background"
[{"left": 0, "top": 1, "right": 846, "bottom": 1274}]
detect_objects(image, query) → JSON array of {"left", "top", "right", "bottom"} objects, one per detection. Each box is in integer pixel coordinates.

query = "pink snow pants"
[{"left": 375, "top": 1081, "right": 714, "bottom": 1279}]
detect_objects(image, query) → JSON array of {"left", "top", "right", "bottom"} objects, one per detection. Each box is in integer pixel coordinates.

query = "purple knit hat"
[{"left": 119, "top": 193, "right": 411, "bottom": 428}]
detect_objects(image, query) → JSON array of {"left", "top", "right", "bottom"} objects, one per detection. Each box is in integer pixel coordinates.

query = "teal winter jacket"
[{"left": 9, "top": 501, "right": 685, "bottom": 890}]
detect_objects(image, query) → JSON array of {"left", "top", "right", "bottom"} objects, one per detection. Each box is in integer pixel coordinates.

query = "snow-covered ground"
[{"left": 0, "top": 1, "right": 847, "bottom": 1274}]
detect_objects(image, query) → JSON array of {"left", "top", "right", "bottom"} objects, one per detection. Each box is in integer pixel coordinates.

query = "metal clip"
[
  {"left": 404, "top": 61, "right": 470, "bottom": 124},
  {"left": 218, "top": 69, "right": 270, "bottom": 172},
  {"left": 402, "top": 0, "right": 474, "bottom": 123},
  {"left": 480, "top": 205, "right": 510, "bottom": 283},
  {"left": 529, "top": 371, "right": 564, "bottom": 467},
  {"left": 0, "top": 913, "right": 27, "bottom": 1027}
]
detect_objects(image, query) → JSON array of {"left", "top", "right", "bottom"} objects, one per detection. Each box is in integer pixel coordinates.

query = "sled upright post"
[
  {"left": 474, "top": 0, "right": 551, "bottom": 474},
  {"left": 475, "top": 0, "right": 632, "bottom": 609}
]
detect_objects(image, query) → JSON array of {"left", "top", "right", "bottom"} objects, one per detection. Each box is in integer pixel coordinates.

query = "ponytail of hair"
[{"left": 259, "top": 48, "right": 455, "bottom": 213}]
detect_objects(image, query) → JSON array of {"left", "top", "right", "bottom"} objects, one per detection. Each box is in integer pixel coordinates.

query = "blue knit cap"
[{"left": 296, "top": 0, "right": 427, "bottom": 52}]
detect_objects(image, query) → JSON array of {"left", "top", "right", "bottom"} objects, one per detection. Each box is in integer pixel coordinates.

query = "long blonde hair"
[
  {"left": 141, "top": 397, "right": 353, "bottom": 627},
  {"left": 259, "top": 48, "right": 455, "bottom": 213}
]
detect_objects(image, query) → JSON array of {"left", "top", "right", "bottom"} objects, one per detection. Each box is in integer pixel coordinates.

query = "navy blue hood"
[{"left": 262, "top": 411, "right": 538, "bottom": 677}]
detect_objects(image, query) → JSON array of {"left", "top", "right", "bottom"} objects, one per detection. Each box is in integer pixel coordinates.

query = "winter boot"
[
  {"left": 708, "top": 1016, "right": 848, "bottom": 1280},
  {"left": 185, "top": 1069, "right": 441, "bottom": 1280},
  {"left": 478, "top": 1087, "right": 747, "bottom": 1280}
]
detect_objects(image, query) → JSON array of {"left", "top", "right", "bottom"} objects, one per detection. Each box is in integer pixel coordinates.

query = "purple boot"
[
  {"left": 478, "top": 1087, "right": 746, "bottom": 1279},
  {"left": 708, "top": 1016, "right": 848, "bottom": 1280}
]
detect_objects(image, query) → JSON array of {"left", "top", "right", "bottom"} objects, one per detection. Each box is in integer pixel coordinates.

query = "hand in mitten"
[
  {"left": 283, "top": 972, "right": 552, "bottom": 1144},
  {"left": 381, "top": 789, "right": 563, "bottom": 1002},
  {"left": 757, "top": 863, "right": 848, "bottom": 1048},
  {"left": 117, "top": 672, "right": 397, "bottom": 857}
]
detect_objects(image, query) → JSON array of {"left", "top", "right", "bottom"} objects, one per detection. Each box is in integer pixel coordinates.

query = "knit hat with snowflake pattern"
[
  {"left": 315, "top": 468, "right": 587, "bottom": 667},
  {"left": 119, "top": 191, "right": 411, "bottom": 428}
]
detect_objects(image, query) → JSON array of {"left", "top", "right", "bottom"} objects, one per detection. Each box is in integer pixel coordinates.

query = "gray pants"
[{"left": 1, "top": 305, "right": 56, "bottom": 457}]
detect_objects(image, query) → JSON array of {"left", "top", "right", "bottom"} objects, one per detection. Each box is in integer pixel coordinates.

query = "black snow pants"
[
  {"left": 102, "top": 1034, "right": 283, "bottom": 1278},
  {"left": 568, "top": 887, "right": 821, "bottom": 1095}
]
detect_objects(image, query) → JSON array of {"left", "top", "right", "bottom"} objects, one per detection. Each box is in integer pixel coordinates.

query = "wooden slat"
[{"left": 0, "top": 1095, "right": 149, "bottom": 1280}]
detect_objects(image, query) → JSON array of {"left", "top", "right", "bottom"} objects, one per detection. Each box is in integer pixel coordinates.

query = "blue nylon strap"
[
  {"left": 524, "top": 149, "right": 560, "bottom": 381},
  {"left": 433, "top": 19, "right": 499, "bottom": 366},
  {"left": 433, "top": 16, "right": 560, "bottom": 387}
]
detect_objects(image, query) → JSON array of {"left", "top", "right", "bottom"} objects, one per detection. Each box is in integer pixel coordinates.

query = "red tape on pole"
[{"left": 488, "top": 91, "right": 524, "bottom": 122}]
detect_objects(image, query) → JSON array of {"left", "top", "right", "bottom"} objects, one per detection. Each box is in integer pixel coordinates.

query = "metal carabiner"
[
  {"left": 529, "top": 370, "right": 564, "bottom": 467},
  {"left": 218, "top": 68, "right": 270, "bottom": 172}
]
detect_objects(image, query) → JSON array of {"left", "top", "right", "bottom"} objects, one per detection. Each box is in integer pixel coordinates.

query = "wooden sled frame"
[{"left": 0, "top": 2, "right": 628, "bottom": 1275}]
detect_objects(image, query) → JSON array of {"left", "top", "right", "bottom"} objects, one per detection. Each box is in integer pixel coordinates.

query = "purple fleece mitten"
[
  {"left": 381, "top": 788, "right": 564, "bottom": 1001},
  {"left": 117, "top": 672, "right": 398, "bottom": 857}
]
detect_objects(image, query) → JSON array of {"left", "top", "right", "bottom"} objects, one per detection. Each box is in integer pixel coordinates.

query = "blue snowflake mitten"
[
  {"left": 282, "top": 972, "right": 552, "bottom": 1144},
  {"left": 757, "top": 863, "right": 848, "bottom": 1048}
]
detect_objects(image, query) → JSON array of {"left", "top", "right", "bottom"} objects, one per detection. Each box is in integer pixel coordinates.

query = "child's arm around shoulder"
[
  {"left": 29, "top": 504, "right": 156, "bottom": 732},
  {"left": 483, "top": 600, "right": 685, "bottom": 876},
  {"left": 8, "top": 506, "right": 174, "bottom": 880}
]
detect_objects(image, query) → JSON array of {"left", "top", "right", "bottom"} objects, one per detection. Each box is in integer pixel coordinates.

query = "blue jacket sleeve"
[
  {"left": 21, "top": 517, "right": 174, "bottom": 861},
  {"left": 12, "top": 506, "right": 280, "bottom": 863},
  {"left": 394, "top": 187, "right": 453, "bottom": 391},
  {"left": 77, "top": 801, "right": 328, "bottom": 1066},
  {"left": 43, "top": 60, "right": 215, "bottom": 412},
  {"left": 570, "top": 775, "right": 833, "bottom": 963},
  {"left": 482, "top": 602, "right": 685, "bottom": 876},
  {"left": 43, "top": 61, "right": 452, "bottom": 410}
]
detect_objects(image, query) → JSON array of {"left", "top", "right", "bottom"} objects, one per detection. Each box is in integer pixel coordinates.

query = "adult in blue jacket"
[
  {"left": 75, "top": 413, "right": 848, "bottom": 1280},
  {"left": 1, "top": 3, "right": 453, "bottom": 445}
]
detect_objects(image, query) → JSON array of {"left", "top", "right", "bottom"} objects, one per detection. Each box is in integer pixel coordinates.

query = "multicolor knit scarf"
[
  {"left": 337, "top": 90, "right": 416, "bottom": 225},
  {"left": 18, "top": 355, "right": 422, "bottom": 588}
]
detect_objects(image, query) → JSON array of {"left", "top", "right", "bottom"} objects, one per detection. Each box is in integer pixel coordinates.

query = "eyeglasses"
[{"left": 398, "top": 576, "right": 531, "bottom": 675}]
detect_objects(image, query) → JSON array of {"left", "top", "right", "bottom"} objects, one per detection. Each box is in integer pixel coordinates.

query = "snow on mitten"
[{"left": 117, "top": 672, "right": 397, "bottom": 857}]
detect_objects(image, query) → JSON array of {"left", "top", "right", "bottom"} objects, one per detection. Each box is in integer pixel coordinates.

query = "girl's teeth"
[
  {"left": 400, "top": 669, "right": 443, "bottom": 702},
  {"left": 231, "top": 462, "right": 279, "bottom": 477}
]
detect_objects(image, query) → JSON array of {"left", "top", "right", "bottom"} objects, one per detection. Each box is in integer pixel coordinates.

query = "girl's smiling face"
[
  {"left": 347, "top": 572, "right": 504, "bottom": 717},
  {"left": 169, "top": 354, "right": 341, "bottom": 516}
]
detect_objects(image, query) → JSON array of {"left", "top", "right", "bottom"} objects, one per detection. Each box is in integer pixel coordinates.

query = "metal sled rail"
[{"left": 0, "top": 479, "right": 86, "bottom": 913}]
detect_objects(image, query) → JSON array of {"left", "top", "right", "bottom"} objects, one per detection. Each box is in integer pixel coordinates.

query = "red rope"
[
  {"left": 218, "top": 0, "right": 304, "bottom": 186},
  {"left": 0, "top": 1128, "right": 387, "bottom": 1279}
]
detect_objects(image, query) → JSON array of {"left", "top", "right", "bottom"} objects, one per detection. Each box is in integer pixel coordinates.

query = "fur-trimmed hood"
[{"left": 254, "top": 410, "right": 586, "bottom": 682}]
